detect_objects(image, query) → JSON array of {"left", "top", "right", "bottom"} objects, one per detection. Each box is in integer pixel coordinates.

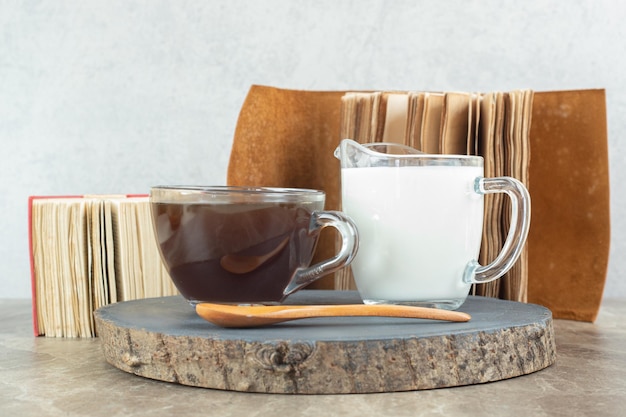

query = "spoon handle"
[
  {"left": 266, "top": 304, "right": 471, "bottom": 322},
  {"left": 196, "top": 303, "right": 471, "bottom": 327}
]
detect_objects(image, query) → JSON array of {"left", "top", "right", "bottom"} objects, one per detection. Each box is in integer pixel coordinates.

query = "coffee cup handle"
[
  {"left": 284, "top": 211, "right": 359, "bottom": 296},
  {"left": 463, "top": 177, "right": 531, "bottom": 284}
]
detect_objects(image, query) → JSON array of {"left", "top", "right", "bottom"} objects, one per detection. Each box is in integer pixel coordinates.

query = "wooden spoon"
[
  {"left": 195, "top": 303, "right": 471, "bottom": 328},
  {"left": 220, "top": 236, "right": 290, "bottom": 274}
]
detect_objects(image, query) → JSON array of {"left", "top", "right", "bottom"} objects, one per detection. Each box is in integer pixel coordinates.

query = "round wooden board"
[{"left": 94, "top": 291, "right": 556, "bottom": 394}]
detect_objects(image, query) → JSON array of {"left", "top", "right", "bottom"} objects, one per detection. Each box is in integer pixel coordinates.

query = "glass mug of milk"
[{"left": 335, "top": 139, "right": 531, "bottom": 310}]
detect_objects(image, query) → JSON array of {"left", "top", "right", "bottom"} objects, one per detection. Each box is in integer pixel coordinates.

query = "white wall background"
[{"left": 1, "top": 0, "right": 624, "bottom": 300}]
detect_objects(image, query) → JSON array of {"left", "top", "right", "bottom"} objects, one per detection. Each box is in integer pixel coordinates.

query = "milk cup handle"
[
  {"left": 284, "top": 211, "right": 359, "bottom": 296},
  {"left": 463, "top": 177, "right": 531, "bottom": 284}
]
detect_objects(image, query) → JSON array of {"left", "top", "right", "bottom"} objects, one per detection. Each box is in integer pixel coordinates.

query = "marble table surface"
[{"left": 1, "top": 298, "right": 624, "bottom": 417}]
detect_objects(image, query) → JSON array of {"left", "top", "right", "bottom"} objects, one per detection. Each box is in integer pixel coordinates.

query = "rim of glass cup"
[
  {"left": 150, "top": 186, "right": 325, "bottom": 204},
  {"left": 339, "top": 139, "right": 484, "bottom": 167},
  {"left": 362, "top": 141, "right": 484, "bottom": 159}
]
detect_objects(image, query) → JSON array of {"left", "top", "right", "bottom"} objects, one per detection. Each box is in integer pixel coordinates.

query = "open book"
[
  {"left": 28, "top": 195, "right": 177, "bottom": 337},
  {"left": 337, "top": 90, "right": 533, "bottom": 302},
  {"left": 227, "top": 86, "right": 610, "bottom": 322}
]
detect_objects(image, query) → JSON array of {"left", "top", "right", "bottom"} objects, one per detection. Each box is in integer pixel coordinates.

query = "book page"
[
  {"left": 474, "top": 92, "right": 502, "bottom": 298},
  {"left": 371, "top": 92, "right": 385, "bottom": 142},
  {"left": 500, "top": 91, "right": 519, "bottom": 301},
  {"left": 499, "top": 90, "right": 533, "bottom": 303},
  {"left": 103, "top": 200, "right": 118, "bottom": 304},
  {"left": 341, "top": 92, "right": 384, "bottom": 144},
  {"left": 31, "top": 200, "right": 48, "bottom": 335},
  {"left": 340, "top": 93, "right": 357, "bottom": 140},
  {"left": 357, "top": 92, "right": 377, "bottom": 143},
  {"left": 406, "top": 92, "right": 425, "bottom": 151},
  {"left": 111, "top": 199, "right": 146, "bottom": 301},
  {"left": 420, "top": 92, "right": 444, "bottom": 154},
  {"left": 468, "top": 93, "right": 481, "bottom": 155},
  {"left": 89, "top": 200, "right": 108, "bottom": 311},
  {"left": 354, "top": 94, "right": 369, "bottom": 141},
  {"left": 31, "top": 198, "right": 94, "bottom": 337},
  {"left": 441, "top": 92, "right": 471, "bottom": 155},
  {"left": 130, "top": 198, "right": 177, "bottom": 298},
  {"left": 478, "top": 91, "right": 508, "bottom": 298},
  {"left": 382, "top": 93, "right": 409, "bottom": 144},
  {"left": 68, "top": 200, "right": 93, "bottom": 337}
]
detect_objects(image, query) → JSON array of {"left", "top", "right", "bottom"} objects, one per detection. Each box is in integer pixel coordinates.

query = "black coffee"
[{"left": 152, "top": 202, "right": 320, "bottom": 303}]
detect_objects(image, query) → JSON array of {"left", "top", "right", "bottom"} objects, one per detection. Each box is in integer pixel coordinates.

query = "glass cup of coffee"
[{"left": 150, "top": 186, "right": 359, "bottom": 305}]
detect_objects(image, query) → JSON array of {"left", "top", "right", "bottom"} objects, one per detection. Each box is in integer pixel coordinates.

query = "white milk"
[{"left": 341, "top": 165, "right": 484, "bottom": 307}]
